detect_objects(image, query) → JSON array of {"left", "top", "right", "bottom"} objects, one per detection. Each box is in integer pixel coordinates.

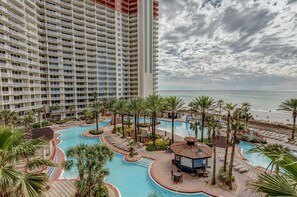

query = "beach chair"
[
  {"left": 234, "top": 165, "right": 244, "bottom": 171},
  {"left": 239, "top": 167, "right": 249, "bottom": 173}
]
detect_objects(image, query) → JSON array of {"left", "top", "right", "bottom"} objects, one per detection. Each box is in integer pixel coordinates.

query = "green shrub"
[
  {"left": 89, "top": 129, "right": 104, "bottom": 135},
  {"left": 146, "top": 138, "right": 170, "bottom": 151},
  {"left": 204, "top": 138, "right": 214, "bottom": 147},
  {"left": 218, "top": 167, "right": 235, "bottom": 184}
]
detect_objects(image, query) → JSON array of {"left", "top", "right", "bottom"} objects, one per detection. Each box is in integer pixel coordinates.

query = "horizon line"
[{"left": 157, "top": 89, "right": 297, "bottom": 91}]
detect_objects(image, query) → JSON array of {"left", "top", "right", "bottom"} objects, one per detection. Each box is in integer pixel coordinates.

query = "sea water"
[{"left": 159, "top": 90, "right": 297, "bottom": 123}]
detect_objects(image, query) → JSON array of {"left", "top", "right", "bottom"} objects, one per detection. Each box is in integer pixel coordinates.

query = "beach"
[{"left": 159, "top": 90, "right": 297, "bottom": 124}]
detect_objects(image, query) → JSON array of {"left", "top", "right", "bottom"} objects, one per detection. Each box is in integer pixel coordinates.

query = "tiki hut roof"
[
  {"left": 169, "top": 137, "right": 212, "bottom": 159},
  {"left": 27, "top": 127, "right": 54, "bottom": 141}
]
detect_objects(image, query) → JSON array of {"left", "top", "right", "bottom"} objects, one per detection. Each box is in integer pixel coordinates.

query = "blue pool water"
[
  {"left": 56, "top": 119, "right": 208, "bottom": 197},
  {"left": 238, "top": 141, "right": 272, "bottom": 169},
  {"left": 157, "top": 120, "right": 208, "bottom": 138},
  {"left": 129, "top": 118, "right": 208, "bottom": 139}
]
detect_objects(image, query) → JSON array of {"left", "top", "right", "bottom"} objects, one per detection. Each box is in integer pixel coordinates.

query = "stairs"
[{"left": 135, "top": 158, "right": 153, "bottom": 168}]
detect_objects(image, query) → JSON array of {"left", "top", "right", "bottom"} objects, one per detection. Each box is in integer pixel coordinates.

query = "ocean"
[{"left": 158, "top": 90, "right": 297, "bottom": 124}]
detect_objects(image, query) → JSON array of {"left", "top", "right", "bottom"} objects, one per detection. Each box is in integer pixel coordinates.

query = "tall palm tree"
[
  {"left": 109, "top": 98, "right": 118, "bottom": 134},
  {"left": 278, "top": 98, "right": 297, "bottom": 141},
  {"left": 22, "top": 111, "right": 36, "bottom": 131},
  {"left": 188, "top": 101, "right": 195, "bottom": 117},
  {"left": 228, "top": 121, "right": 244, "bottom": 189},
  {"left": 193, "top": 96, "right": 216, "bottom": 142},
  {"left": 241, "top": 102, "right": 251, "bottom": 126},
  {"left": 0, "top": 127, "right": 56, "bottom": 197},
  {"left": 48, "top": 104, "right": 60, "bottom": 120},
  {"left": 250, "top": 144, "right": 297, "bottom": 196},
  {"left": 82, "top": 109, "right": 95, "bottom": 124},
  {"left": 166, "top": 96, "right": 184, "bottom": 144},
  {"left": 63, "top": 144, "right": 113, "bottom": 197},
  {"left": 92, "top": 101, "right": 102, "bottom": 133},
  {"left": 208, "top": 119, "right": 220, "bottom": 185},
  {"left": 217, "top": 99, "right": 224, "bottom": 121},
  {"left": 0, "top": 110, "right": 19, "bottom": 127},
  {"left": 128, "top": 97, "right": 143, "bottom": 142},
  {"left": 114, "top": 99, "right": 127, "bottom": 138},
  {"left": 146, "top": 95, "right": 164, "bottom": 146},
  {"left": 35, "top": 107, "right": 44, "bottom": 128},
  {"left": 223, "top": 103, "right": 237, "bottom": 171},
  {"left": 190, "top": 121, "right": 200, "bottom": 139}
]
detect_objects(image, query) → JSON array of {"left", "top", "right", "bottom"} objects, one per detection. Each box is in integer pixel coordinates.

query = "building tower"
[{"left": 0, "top": 0, "right": 158, "bottom": 119}]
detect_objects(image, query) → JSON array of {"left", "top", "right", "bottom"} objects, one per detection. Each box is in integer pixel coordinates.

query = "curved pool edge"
[
  {"left": 148, "top": 160, "right": 218, "bottom": 197},
  {"left": 51, "top": 120, "right": 218, "bottom": 197},
  {"left": 237, "top": 141, "right": 270, "bottom": 171},
  {"left": 51, "top": 132, "right": 123, "bottom": 197}
]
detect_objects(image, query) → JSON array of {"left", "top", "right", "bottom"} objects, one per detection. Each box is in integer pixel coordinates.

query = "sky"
[{"left": 158, "top": 0, "right": 297, "bottom": 91}]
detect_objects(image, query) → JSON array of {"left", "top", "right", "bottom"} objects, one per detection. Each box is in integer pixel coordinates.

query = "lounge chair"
[
  {"left": 239, "top": 167, "right": 249, "bottom": 173},
  {"left": 234, "top": 165, "right": 244, "bottom": 171}
]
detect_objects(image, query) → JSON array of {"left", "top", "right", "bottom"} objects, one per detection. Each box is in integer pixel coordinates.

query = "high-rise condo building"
[{"left": 0, "top": 0, "right": 159, "bottom": 118}]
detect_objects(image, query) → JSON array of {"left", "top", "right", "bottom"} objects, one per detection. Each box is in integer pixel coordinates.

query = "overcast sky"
[{"left": 158, "top": 0, "right": 297, "bottom": 90}]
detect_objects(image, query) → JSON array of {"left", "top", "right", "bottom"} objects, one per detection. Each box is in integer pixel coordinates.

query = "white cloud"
[{"left": 158, "top": 0, "right": 297, "bottom": 90}]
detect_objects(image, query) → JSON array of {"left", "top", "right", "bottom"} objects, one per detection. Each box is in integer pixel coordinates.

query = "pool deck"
[
  {"left": 101, "top": 124, "right": 242, "bottom": 197},
  {"left": 48, "top": 118, "right": 262, "bottom": 197}
]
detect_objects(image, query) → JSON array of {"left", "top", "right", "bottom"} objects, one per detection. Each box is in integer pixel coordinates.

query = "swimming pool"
[
  {"left": 129, "top": 118, "right": 208, "bottom": 139},
  {"left": 56, "top": 119, "right": 208, "bottom": 197},
  {"left": 157, "top": 120, "right": 208, "bottom": 138},
  {"left": 238, "top": 141, "right": 272, "bottom": 169}
]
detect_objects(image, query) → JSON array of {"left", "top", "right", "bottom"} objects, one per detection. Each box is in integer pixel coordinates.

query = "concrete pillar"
[{"left": 49, "top": 140, "right": 53, "bottom": 155}]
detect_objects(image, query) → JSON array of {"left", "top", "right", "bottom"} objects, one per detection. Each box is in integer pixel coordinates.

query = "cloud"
[{"left": 158, "top": 0, "right": 297, "bottom": 90}]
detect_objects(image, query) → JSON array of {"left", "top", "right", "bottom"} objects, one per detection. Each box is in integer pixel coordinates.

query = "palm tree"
[
  {"left": 193, "top": 96, "right": 216, "bottom": 142},
  {"left": 48, "top": 104, "right": 60, "bottom": 120},
  {"left": 42, "top": 105, "right": 48, "bottom": 121},
  {"left": 82, "top": 109, "right": 95, "bottom": 124},
  {"left": 223, "top": 103, "right": 237, "bottom": 171},
  {"left": 146, "top": 95, "right": 164, "bottom": 146},
  {"left": 166, "top": 96, "right": 184, "bottom": 144},
  {"left": 128, "top": 97, "right": 143, "bottom": 142},
  {"left": 101, "top": 98, "right": 110, "bottom": 115},
  {"left": 249, "top": 144, "right": 290, "bottom": 174},
  {"left": 34, "top": 108, "right": 43, "bottom": 128},
  {"left": 127, "top": 139, "right": 136, "bottom": 157},
  {"left": 228, "top": 121, "right": 244, "bottom": 189},
  {"left": 109, "top": 98, "right": 118, "bottom": 134},
  {"left": 63, "top": 144, "right": 113, "bottom": 197},
  {"left": 278, "top": 98, "right": 297, "bottom": 141},
  {"left": 114, "top": 99, "right": 127, "bottom": 138},
  {"left": 208, "top": 119, "right": 220, "bottom": 185},
  {"left": 190, "top": 121, "right": 200, "bottom": 139},
  {"left": 217, "top": 99, "right": 224, "bottom": 121},
  {"left": 92, "top": 101, "right": 102, "bottom": 133},
  {"left": 241, "top": 102, "right": 251, "bottom": 126},
  {"left": 0, "top": 127, "right": 56, "bottom": 197},
  {"left": 250, "top": 144, "right": 297, "bottom": 196},
  {"left": 0, "top": 110, "right": 19, "bottom": 127},
  {"left": 22, "top": 111, "right": 36, "bottom": 131},
  {"left": 188, "top": 101, "right": 195, "bottom": 117}
]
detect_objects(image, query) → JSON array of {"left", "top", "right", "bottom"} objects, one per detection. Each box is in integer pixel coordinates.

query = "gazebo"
[
  {"left": 25, "top": 127, "right": 55, "bottom": 159},
  {"left": 169, "top": 137, "right": 212, "bottom": 173}
]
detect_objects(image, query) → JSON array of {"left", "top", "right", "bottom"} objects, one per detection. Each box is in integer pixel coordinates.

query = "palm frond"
[
  {"left": 250, "top": 173, "right": 296, "bottom": 196},
  {"left": 27, "top": 158, "right": 57, "bottom": 170}
]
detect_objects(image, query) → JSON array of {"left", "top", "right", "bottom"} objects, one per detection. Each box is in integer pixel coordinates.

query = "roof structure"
[
  {"left": 169, "top": 137, "right": 213, "bottom": 159},
  {"left": 26, "top": 127, "right": 54, "bottom": 141}
]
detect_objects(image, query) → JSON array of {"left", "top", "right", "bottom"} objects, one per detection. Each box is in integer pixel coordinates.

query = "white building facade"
[{"left": 0, "top": 0, "right": 158, "bottom": 118}]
